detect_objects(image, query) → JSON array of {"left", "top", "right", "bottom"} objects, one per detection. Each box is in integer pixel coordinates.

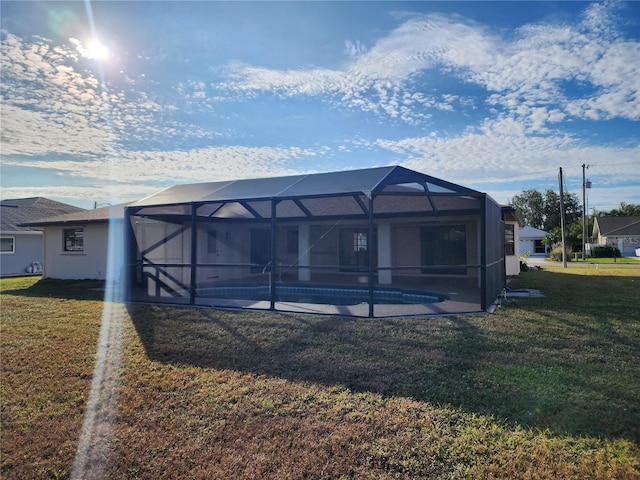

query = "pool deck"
[
  {"left": 130, "top": 274, "right": 484, "bottom": 317},
  {"left": 193, "top": 296, "right": 482, "bottom": 317}
]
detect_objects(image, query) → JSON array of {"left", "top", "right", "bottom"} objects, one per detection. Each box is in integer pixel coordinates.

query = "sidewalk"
[{"left": 525, "top": 256, "right": 640, "bottom": 268}]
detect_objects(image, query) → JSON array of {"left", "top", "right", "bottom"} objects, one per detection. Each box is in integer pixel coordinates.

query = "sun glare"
[{"left": 85, "top": 38, "right": 109, "bottom": 61}]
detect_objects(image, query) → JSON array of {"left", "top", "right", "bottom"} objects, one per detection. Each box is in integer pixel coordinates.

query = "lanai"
[{"left": 125, "top": 166, "right": 504, "bottom": 317}]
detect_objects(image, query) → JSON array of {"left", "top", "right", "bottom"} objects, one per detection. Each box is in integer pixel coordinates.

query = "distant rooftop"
[
  {"left": 20, "top": 203, "right": 130, "bottom": 227},
  {"left": 596, "top": 216, "right": 640, "bottom": 236},
  {"left": 1, "top": 197, "right": 84, "bottom": 232}
]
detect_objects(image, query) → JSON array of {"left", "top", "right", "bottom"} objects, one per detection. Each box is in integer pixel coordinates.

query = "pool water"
[{"left": 197, "top": 284, "right": 447, "bottom": 306}]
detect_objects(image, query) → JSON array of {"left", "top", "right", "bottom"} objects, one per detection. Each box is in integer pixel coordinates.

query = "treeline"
[{"left": 510, "top": 189, "right": 640, "bottom": 253}]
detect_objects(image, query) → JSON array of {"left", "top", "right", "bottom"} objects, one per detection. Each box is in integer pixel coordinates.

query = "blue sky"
[{"left": 1, "top": 1, "right": 638, "bottom": 212}]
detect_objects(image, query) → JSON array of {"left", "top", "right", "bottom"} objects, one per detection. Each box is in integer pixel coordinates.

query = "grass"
[
  {"left": 1, "top": 270, "right": 639, "bottom": 479},
  {"left": 570, "top": 257, "right": 640, "bottom": 264}
]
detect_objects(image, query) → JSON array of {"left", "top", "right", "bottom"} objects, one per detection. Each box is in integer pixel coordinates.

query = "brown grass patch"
[{"left": 1, "top": 274, "right": 639, "bottom": 479}]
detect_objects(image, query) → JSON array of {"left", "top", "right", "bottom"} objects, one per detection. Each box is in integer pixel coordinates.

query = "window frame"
[
  {"left": 505, "top": 224, "right": 515, "bottom": 256},
  {"left": 0, "top": 236, "right": 15, "bottom": 254},
  {"left": 338, "top": 227, "right": 377, "bottom": 272},
  {"left": 63, "top": 227, "right": 84, "bottom": 253}
]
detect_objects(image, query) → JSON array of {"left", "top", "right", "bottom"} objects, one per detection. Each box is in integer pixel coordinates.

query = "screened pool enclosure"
[{"left": 125, "top": 166, "right": 505, "bottom": 317}]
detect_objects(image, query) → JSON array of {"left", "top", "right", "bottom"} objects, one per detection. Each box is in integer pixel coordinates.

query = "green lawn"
[
  {"left": 549, "top": 256, "right": 640, "bottom": 264},
  {"left": 1, "top": 270, "right": 639, "bottom": 479}
]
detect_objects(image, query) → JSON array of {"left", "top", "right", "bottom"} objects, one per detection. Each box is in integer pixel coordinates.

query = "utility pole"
[
  {"left": 559, "top": 167, "right": 567, "bottom": 268},
  {"left": 582, "top": 164, "right": 587, "bottom": 261}
]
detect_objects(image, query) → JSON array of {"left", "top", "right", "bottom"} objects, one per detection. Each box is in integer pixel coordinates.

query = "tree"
[
  {"left": 542, "top": 189, "right": 581, "bottom": 232},
  {"left": 510, "top": 189, "right": 544, "bottom": 229},
  {"left": 509, "top": 188, "right": 581, "bottom": 232},
  {"left": 605, "top": 202, "right": 640, "bottom": 216}
]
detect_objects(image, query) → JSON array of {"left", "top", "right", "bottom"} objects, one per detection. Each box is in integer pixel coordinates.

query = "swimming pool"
[{"left": 196, "top": 284, "right": 448, "bottom": 306}]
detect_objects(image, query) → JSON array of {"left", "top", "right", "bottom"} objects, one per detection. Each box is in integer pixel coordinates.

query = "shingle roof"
[
  {"left": 595, "top": 216, "right": 640, "bottom": 236},
  {"left": 21, "top": 203, "right": 129, "bottom": 227},
  {"left": 1, "top": 197, "right": 85, "bottom": 232}
]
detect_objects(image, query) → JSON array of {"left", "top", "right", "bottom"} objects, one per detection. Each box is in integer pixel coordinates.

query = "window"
[
  {"left": 64, "top": 228, "right": 84, "bottom": 252},
  {"left": 534, "top": 240, "right": 546, "bottom": 254},
  {"left": 1, "top": 236, "right": 15, "bottom": 253},
  {"left": 339, "top": 228, "right": 376, "bottom": 272},
  {"left": 505, "top": 224, "right": 515, "bottom": 255},
  {"left": 421, "top": 225, "right": 467, "bottom": 274}
]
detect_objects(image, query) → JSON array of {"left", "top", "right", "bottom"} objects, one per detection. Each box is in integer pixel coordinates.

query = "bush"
[
  {"left": 548, "top": 244, "right": 571, "bottom": 262},
  {"left": 591, "top": 245, "right": 621, "bottom": 258}
]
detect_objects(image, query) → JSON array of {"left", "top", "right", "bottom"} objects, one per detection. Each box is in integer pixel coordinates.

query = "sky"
[{"left": 1, "top": 1, "right": 639, "bottom": 213}]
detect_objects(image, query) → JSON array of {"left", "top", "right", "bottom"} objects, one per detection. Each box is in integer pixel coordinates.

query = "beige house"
[
  {"left": 1, "top": 197, "right": 83, "bottom": 277},
  {"left": 22, "top": 204, "right": 128, "bottom": 281},
  {"left": 592, "top": 216, "right": 640, "bottom": 257}
]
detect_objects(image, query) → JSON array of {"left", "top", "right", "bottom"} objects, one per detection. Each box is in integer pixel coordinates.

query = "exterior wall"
[
  {"left": 140, "top": 215, "right": 484, "bottom": 289},
  {"left": 0, "top": 232, "right": 43, "bottom": 276},
  {"left": 598, "top": 235, "right": 640, "bottom": 256},
  {"left": 505, "top": 221, "right": 520, "bottom": 277},
  {"left": 195, "top": 222, "right": 259, "bottom": 284},
  {"left": 392, "top": 217, "right": 479, "bottom": 278},
  {"left": 43, "top": 223, "right": 124, "bottom": 281},
  {"left": 519, "top": 239, "right": 535, "bottom": 256},
  {"left": 519, "top": 238, "right": 547, "bottom": 256}
]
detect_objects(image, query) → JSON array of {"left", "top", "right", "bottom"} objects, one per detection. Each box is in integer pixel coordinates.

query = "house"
[
  {"left": 519, "top": 225, "right": 548, "bottom": 257},
  {"left": 592, "top": 216, "right": 640, "bottom": 257},
  {"left": 125, "top": 166, "right": 507, "bottom": 317},
  {"left": 21, "top": 204, "right": 128, "bottom": 281},
  {"left": 501, "top": 206, "right": 525, "bottom": 276},
  {"left": 0, "top": 197, "right": 84, "bottom": 277}
]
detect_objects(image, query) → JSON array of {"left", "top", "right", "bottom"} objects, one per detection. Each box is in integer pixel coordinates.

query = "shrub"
[
  {"left": 591, "top": 245, "right": 621, "bottom": 258},
  {"left": 548, "top": 244, "right": 571, "bottom": 262}
]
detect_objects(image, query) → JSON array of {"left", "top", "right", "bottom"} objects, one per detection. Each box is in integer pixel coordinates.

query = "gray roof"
[
  {"left": 595, "top": 216, "right": 640, "bottom": 236},
  {"left": 519, "top": 225, "right": 548, "bottom": 238},
  {"left": 130, "top": 166, "right": 484, "bottom": 208},
  {"left": 21, "top": 203, "right": 129, "bottom": 227},
  {"left": 1, "top": 197, "right": 84, "bottom": 232}
]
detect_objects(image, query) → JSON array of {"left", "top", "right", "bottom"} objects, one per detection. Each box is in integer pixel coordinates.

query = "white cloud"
[
  {"left": 2, "top": 145, "right": 321, "bottom": 185},
  {"left": 367, "top": 130, "right": 640, "bottom": 189},
  {"left": 0, "top": 32, "right": 220, "bottom": 158},
  {"left": 344, "top": 40, "right": 367, "bottom": 58},
  {"left": 0, "top": 184, "right": 162, "bottom": 206},
  {"left": 218, "top": 3, "right": 639, "bottom": 128}
]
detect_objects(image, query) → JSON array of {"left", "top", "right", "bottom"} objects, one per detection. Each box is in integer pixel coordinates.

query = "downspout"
[{"left": 189, "top": 204, "right": 198, "bottom": 305}]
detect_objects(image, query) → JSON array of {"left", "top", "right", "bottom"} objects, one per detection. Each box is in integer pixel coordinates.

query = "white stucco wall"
[
  {"left": 505, "top": 221, "right": 521, "bottom": 277},
  {"left": 43, "top": 222, "right": 124, "bottom": 281}
]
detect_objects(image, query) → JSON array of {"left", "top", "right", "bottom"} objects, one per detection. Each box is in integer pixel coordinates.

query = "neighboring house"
[
  {"left": 21, "top": 204, "right": 128, "bottom": 281},
  {"left": 0, "top": 197, "right": 84, "bottom": 277},
  {"left": 592, "top": 216, "right": 640, "bottom": 257},
  {"left": 519, "top": 225, "right": 548, "bottom": 257},
  {"left": 126, "top": 166, "right": 508, "bottom": 317},
  {"left": 502, "top": 206, "right": 525, "bottom": 276}
]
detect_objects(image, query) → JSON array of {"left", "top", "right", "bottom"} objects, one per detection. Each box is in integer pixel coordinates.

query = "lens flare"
[{"left": 85, "top": 38, "right": 109, "bottom": 60}]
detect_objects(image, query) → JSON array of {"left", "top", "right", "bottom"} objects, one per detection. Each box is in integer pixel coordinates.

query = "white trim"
[
  {"left": 0, "top": 235, "right": 16, "bottom": 254},
  {"left": 0, "top": 230, "right": 42, "bottom": 236}
]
